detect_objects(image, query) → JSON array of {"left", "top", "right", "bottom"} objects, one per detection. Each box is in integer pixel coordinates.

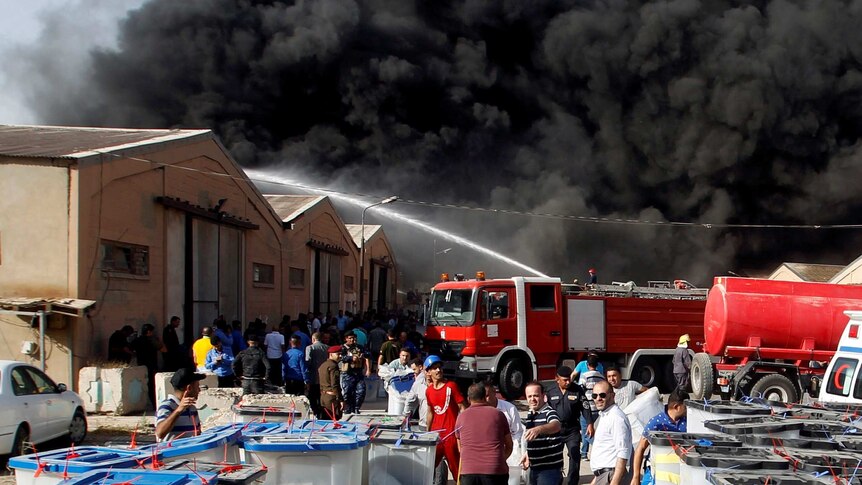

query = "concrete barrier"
[
  {"left": 238, "top": 393, "right": 312, "bottom": 418},
  {"left": 155, "top": 371, "right": 219, "bottom": 406},
  {"left": 196, "top": 387, "right": 243, "bottom": 424},
  {"left": 78, "top": 365, "right": 148, "bottom": 415}
]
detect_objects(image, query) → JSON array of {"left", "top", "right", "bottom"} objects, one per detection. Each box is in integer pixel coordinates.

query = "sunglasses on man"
[{"left": 591, "top": 392, "right": 609, "bottom": 400}]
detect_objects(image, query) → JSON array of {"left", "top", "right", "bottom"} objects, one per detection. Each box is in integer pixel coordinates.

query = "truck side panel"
[
  {"left": 566, "top": 298, "right": 605, "bottom": 350},
  {"left": 566, "top": 296, "right": 705, "bottom": 354},
  {"left": 522, "top": 281, "right": 564, "bottom": 371}
]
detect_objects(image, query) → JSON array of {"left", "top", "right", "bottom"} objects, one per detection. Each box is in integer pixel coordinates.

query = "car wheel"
[
  {"left": 69, "top": 409, "right": 87, "bottom": 445},
  {"left": 10, "top": 425, "right": 30, "bottom": 458}
]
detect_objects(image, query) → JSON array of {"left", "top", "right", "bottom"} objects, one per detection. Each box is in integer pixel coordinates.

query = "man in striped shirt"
[
  {"left": 520, "top": 381, "right": 563, "bottom": 485},
  {"left": 155, "top": 367, "right": 205, "bottom": 441}
]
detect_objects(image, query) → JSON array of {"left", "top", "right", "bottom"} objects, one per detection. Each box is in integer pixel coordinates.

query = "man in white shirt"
[
  {"left": 263, "top": 326, "right": 286, "bottom": 387},
  {"left": 402, "top": 357, "right": 428, "bottom": 428},
  {"left": 590, "top": 380, "right": 633, "bottom": 485},
  {"left": 379, "top": 348, "right": 414, "bottom": 415},
  {"left": 605, "top": 366, "right": 647, "bottom": 410}
]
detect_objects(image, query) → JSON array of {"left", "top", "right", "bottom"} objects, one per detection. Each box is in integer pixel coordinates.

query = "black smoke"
[{"left": 21, "top": 0, "right": 862, "bottom": 286}]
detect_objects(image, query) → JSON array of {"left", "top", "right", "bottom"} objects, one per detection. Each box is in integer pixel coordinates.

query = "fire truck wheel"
[
  {"left": 750, "top": 374, "right": 798, "bottom": 403},
  {"left": 632, "top": 357, "right": 658, "bottom": 387},
  {"left": 691, "top": 352, "right": 714, "bottom": 400},
  {"left": 498, "top": 357, "right": 529, "bottom": 400}
]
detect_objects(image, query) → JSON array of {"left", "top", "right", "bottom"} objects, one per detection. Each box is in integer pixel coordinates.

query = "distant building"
[
  {"left": 0, "top": 125, "right": 398, "bottom": 386},
  {"left": 345, "top": 224, "right": 397, "bottom": 311},
  {"left": 266, "top": 195, "right": 360, "bottom": 316},
  {"left": 767, "top": 262, "right": 845, "bottom": 283},
  {"left": 829, "top": 255, "right": 862, "bottom": 285}
]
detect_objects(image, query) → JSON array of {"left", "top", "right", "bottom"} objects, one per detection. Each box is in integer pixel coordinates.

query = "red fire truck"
[{"left": 424, "top": 273, "right": 708, "bottom": 399}]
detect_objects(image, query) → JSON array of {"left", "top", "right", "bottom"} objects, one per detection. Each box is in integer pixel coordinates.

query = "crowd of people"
[
  {"left": 106, "top": 310, "right": 426, "bottom": 416},
  {"left": 111, "top": 314, "right": 691, "bottom": 485}
]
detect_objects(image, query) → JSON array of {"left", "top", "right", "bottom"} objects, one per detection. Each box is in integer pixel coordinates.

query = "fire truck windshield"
[{"left": 429, "top": 289, "right": 475, "bottom": 326}]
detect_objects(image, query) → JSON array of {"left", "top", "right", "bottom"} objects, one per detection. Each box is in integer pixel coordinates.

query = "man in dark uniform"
[
  {"left": 546, "top": 365, "right": 592, "bottom": 483},
  {"left": 162, "top": 316, "right": 182, "bottom": 371},
  {"left": 232, "top": 335, "right": 270, "bottom": 395},
  {"left": 319, "top": 345, "right": 344, "bottom": 419},
  {"left": 339, "top": 331, "right": 371, "bottom": 414}
]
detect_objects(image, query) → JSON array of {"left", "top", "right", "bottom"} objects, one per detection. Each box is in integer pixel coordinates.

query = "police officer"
[
  {"left": 546, "top": 365, "right": 592, "bottom": 483},
  {"left": 339, "top": 331, "right": 371, "bottom": 414}
]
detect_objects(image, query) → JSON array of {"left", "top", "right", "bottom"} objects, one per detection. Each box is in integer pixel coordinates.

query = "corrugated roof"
[
  {"left": 265, "top": 195, "right": 327, "bottom": 224},
  {"left": 345, "top": 224, "right": 382, "bottom": 248},
  {"left": 0, "top": 124, "right": 210, "bottom": 159},
  {"left": 783, "top": 262, "right": 845, "bottom": 282}
]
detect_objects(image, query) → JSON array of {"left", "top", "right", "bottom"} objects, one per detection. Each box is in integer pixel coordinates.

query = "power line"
[{"left": 97, "top": 150, "right": 862, "bottom": 230}]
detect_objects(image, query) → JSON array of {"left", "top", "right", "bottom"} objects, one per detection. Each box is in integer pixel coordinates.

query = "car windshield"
[{"left": 429, "top": 289, "right": 475, "bottom": 326}]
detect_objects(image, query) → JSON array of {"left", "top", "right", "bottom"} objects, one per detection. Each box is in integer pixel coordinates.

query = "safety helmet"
[
  {"left": 424, "top": 355, "right": 442, "bottom": 369},
  {"left": 588, "top": 268, "right": 596, "bottom": 273}
]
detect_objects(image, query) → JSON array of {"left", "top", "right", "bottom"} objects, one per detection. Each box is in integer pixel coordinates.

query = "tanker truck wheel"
[
  {"left": 690, "top": 353, "right": 714, "bottom": 400},
  {"left": 750, "top": 374, "right": 798, "bottom": 403}
]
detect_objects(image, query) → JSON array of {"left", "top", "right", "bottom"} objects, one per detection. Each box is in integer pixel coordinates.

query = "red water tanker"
[{"left": 691, "top": 277, "right": 862, "bottom": 402}]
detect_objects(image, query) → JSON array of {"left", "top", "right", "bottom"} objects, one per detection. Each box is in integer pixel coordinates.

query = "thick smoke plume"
[{"left": 17, "top": 0, "right": 862, "bottom": 286}]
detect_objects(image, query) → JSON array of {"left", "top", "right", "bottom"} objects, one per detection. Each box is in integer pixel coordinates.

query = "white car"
[{"left": 0, "top": 360, "right": 87, "bottom": 456}]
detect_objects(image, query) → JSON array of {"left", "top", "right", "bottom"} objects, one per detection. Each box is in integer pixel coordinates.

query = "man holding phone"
[{"left": 155, "top": 367, "right": 205, "bottom": 441}]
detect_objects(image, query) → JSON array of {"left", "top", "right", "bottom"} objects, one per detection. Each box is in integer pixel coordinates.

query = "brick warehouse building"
[{"left": 0, "top": 125, "right": 398, "bottom": 387}]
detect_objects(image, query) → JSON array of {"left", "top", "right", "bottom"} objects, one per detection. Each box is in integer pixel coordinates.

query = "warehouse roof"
[
  {"left": 780, "top": 262, "right": 844, "bottom": 282},
  {"left": 345, "top": 224, "right": 382, "bottom": 248},
  {"left": 0, "top": 124, "right": 210, "bottom": 159},
  {"left": 265, "top": 195, "right": 328, "bottom": 224}
]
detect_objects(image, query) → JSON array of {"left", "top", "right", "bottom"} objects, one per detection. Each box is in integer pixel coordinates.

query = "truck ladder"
[{"left": 562, "top": 281, "right": 708, "bottom": 300}]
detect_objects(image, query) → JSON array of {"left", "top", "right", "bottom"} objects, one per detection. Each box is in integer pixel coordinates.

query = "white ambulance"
[{"left": 819, "top": 310, "right": 862, "bottom": 403}]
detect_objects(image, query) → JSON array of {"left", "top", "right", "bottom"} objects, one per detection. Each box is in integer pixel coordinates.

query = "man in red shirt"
[
  {"left": 425, "top": 355, "right": 467, "bottom": 481},
  {"left": 456, "top": 382, "right": 513, "bottom": 485}
]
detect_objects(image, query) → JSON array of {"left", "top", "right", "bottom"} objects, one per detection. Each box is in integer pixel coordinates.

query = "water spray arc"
[{"left": 249, "top": 170, "right": 549, "bottom": 278}]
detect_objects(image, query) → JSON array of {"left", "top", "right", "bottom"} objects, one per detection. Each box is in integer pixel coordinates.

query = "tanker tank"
[{"left": 702, "top": 277, "right": 862, "bottom": 356}]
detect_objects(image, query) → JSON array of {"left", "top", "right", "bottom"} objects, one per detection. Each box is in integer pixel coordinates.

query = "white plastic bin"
[
  {"left": 8, "top": 447, "right": 145, "bottom": 485},
  {"left": 344, "top": 413, "right": 408, "bottom": 430},
  {"left": 242, "top": 432, "right": 370, "bottom": 485},
  {"left": 645, "top": 432, "right": 741, "bottom": 485},
  {"left": 231, "top": 403, "right": 302, "bottom": 424},
  {"left": 138, "top": 424, "right": 242, "bottom": 464},
  {"left": 367, "top": 430, "right": 439, "bottom": 485},
  {"left": 685, "top": 400, "right": 772, "bottom": 435}
]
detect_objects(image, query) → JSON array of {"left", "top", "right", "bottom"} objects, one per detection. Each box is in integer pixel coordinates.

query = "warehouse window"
[
  {"left": 100, "top": 240, "right": 149, "bottom": 276},
  {"left": 344, "top": 275, "right": 355, "bottom": 292},
  {"left": 289, "top": 267, "right": 305, "bottom": 288},
  {"left": 253, "top": 263, "right": 275, "bottom": 285}
]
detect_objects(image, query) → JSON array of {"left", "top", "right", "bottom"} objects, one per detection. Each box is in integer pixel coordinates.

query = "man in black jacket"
[
  {"left": 232, "top": 335, "right": 270, "bottom": 395},
  {"left": 545, "top": 365, "right": 592, "bottom": 483}
]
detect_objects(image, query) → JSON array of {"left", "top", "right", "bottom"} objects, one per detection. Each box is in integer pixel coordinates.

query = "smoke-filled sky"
[{"left": 6, "top": 0, "right": 862, "bottom": 287}]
